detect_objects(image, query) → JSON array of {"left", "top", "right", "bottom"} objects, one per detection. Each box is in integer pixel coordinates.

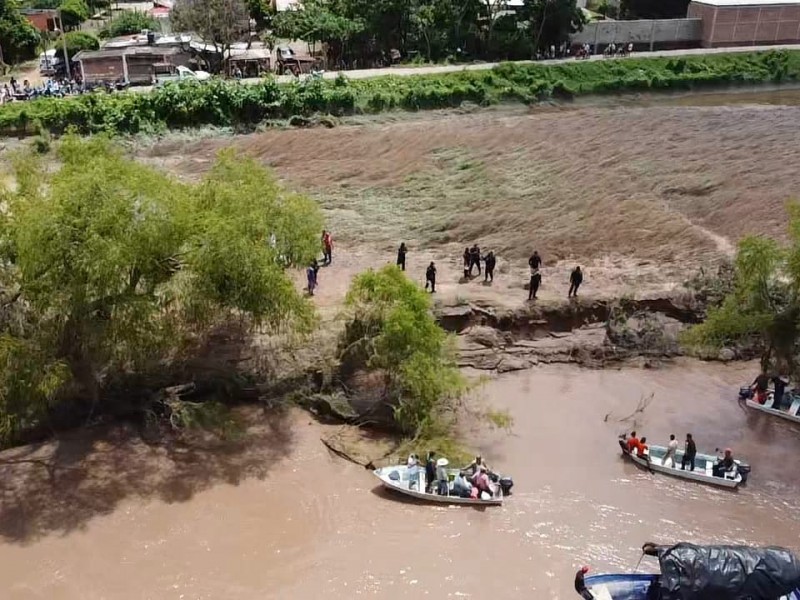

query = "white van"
[{"left": 39, "top": 49, "right": 62, "bottom": 75}]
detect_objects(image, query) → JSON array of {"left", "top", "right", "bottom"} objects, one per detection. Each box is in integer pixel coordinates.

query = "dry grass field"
[{"left": 139, "top": 100, "right": 800, "bottom": 308}]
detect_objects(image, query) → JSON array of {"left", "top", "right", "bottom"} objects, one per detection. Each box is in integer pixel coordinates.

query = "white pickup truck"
[{"left": 152, "top": 64, "right": 211, "bottom": 86}]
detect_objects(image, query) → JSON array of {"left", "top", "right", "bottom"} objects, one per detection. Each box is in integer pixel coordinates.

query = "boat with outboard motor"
[
  {"left": 740, "top": 385, "right": 800, "bottom": 425},
  {"left": 617, "top": 439, "right": 750, "bottom": 489},
  {"left": 373, "top": 463, "right": 512, "bottom": 506},
  {"left": 574, "top": 543, "right": 800, "bottom": 600}
]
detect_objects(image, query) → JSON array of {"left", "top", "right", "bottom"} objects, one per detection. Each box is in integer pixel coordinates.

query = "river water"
[{"left": 2, "top": 359, "right": 800, "bottom": 599}]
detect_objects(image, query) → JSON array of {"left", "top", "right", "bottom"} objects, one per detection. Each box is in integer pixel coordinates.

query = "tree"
[
  {"left": 682, "top": 203, "right": 800, "bottom": 374},
  {"left": 58, "top": 31, "right": 99, "bottom": 60},
  {"left": 59, "top": 0, "right": 91, "bottom": 29},
  {"left": 172, "top": 0, "right": 250, "bottom": 72},
  {"left": 0, "top": 136, "right": 323, "bottom": 444},
  {"left": 339, "top": 266, "right": 465, "bottom": 437},
  {"left": 0, "top": 0, "right": 40, "bottom": 64},
  {"left": 523, "top": 0, "right": 585, "bottom": 54},
  {"left": 105, "top": 10, "right": 160, "bottom": 37}
]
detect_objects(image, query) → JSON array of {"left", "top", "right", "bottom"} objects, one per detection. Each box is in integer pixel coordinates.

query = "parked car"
[{"left": 152, "top": 64, "right": 212, "bottom": 86}]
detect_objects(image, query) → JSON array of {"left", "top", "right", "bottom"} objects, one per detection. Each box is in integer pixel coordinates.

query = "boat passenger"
[
  {"left": 772, "top": 373, "right": 789, "bottom": 409},
  {"left": 713, "top": 448, "right": 735, "bottom": 478},
  {"left": 425, "top": 451, "right": 437, "bottom": 493},
  {"left": 435, "top": 457, "right": 450, "bottom": 495},
  {"left": 407, "top": 454, "right": 421, "bottom": 490},
  {"left": 574, "top": 566, "right": 594, "bottom": 600},
  {"left": 463, "top": 454, "right": 490, "bottom": 477},
  {"left": 637, "top": 437, "right": 649, "bottom": 458},
  {"left": 752, "top": 371, "right": 769, "bottom": 405},
  {"left": 472, "top": 465, "right": 493, "bottom": 498},
  {"left": 681, "top": 433, "right": 696, "bottom": 471},
  {"left": 625, "top": 431, "right": 639, "bottom": 453},
  {"left": 663, "top": 434, "right": 678, "bottom": 468},
  {"left": 452, "top": 471, "right": 471, "bottom": 498}
]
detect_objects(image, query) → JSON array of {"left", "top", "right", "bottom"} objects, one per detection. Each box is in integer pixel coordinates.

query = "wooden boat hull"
[
  {"left": 373, "top": 465, "right": 503, "bottom": 506},
  {"left": 745, "top": 398, "right": 800, "bottom": 424},
  {"left": 580, "top": 573, "right": 800, "bottom": 600},
  {"left": 618, "top": 440, "right": 743, "bottom": 489}
]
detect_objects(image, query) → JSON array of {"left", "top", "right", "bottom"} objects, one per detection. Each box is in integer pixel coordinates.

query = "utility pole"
[{"left": 58, "top": 8, "right": 72, "bottom": 80}]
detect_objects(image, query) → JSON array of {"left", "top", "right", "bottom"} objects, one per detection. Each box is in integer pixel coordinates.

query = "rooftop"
[
  {"left": 691, "top": 0, "right": 800, "bottom": 6},
  {"left": 74, "top": 46, "right": 182, "bottom": 61}
]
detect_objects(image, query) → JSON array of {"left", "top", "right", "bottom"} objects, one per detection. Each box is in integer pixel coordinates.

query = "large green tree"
[
  {"left": 0, "top": 137, "right": 322, "bottom": 444},
  {"left": 0, "top": 0, "right": 40, "bottom": 65},
  {"left": 682, "top": 203, "right": 800, "bottom": 374},
  {"left": 105, "top": 10, "right": 160, "bottom": 38},
  {"left": 172, "top": 0, "right": 251, "bottom": 72},
  {"left": 522, "top": 0, "right": 586, "bottom": 54}
]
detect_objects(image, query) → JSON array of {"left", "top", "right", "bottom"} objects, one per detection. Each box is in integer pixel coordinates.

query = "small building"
[
  {"left": 74, "top": 46, "right": 189, "bottom": 85},
  {"left": 225, "top": 43, "right": 271, "bottom": 77},
  {"left": 687, "top": 0, "right": 800, "bottom": 46},
  {"left": 21, "top": 8, "right": 58, "bottom": 32}
]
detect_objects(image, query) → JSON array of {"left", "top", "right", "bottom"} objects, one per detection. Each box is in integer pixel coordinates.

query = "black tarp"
[{"left": 655, "top": 543, "right": 800, "bottom": 599}]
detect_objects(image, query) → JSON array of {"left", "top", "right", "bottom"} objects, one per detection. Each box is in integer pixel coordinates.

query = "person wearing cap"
[
  {"left": 713, "top": 448, "right": 735, "bottom": 478},
  {"left": 574, "top": 566, "right": 594, "bottom": 600},
  {"left": 435, "top": 457, "right": 450, "bottom": 495}
]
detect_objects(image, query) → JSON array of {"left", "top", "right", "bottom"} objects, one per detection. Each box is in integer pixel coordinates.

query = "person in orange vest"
[{"left": 321, "top": 230, "right": 333, "bottom": 264}]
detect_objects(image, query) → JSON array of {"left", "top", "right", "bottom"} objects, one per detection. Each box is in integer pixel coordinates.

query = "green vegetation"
[
  {"left": 1, "top": 50, "right": 798, "bottom": 137},
  {"left": 172, "top": 0, "right": 250, "bottom": 72},
  {"left": 273, "top": 0, "right": 584, "bottom": 65},
  {"left": 0, "top": 0, "right": 40, "bottom": 65},
  {"left": 58, "top": 31, "right": 100, "bottom": 60},
  {"left": 59, "top": 0, "right": 91, "bottom": 28},
  {"left": 340, "top": 266, "right": 466, "bottom": 447},
  {"left": 682, "top": 203, "right": 800, "bottom": 373},
  {"left": 0, "top": 136, "right": 323, "bottom": 445},
  {"left": 101, "top": 10, "right": 160, "bottom": 38}
]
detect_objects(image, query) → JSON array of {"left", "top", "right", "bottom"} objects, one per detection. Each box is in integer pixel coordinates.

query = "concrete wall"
[
  {"left": 688, "top": 2, "right": 800, "bottom": 47},
  {"left": 572, "top": 19, "right": 702, "bottom": 49}
]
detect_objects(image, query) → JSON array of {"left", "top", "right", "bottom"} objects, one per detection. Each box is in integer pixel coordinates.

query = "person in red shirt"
[
  {"left": 637, "top": 436, "right": 649, "bottom": 457},
  {"left": 626, "top": 431, "right": 639, "bottom": 453},
  {"left": 321, "top": 230, "right": 333, "bottom": 264}
]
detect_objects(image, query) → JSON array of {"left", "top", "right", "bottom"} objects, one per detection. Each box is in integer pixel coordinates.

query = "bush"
[
  {"left": 0, "top": 50, "right": 798, "bottom": 137},
  {"left": 58, "top": 31, "right": 99, "bottom": 60},
  {"left": 106, "top": 10, "right": 160, "bottom": 37}
]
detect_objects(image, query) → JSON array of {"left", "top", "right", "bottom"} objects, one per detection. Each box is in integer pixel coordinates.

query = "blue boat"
[
  {"left": 577, "top": 572, "right": 800, "bottom": 600},
  {"left": 574, "top": 543, "right": 800, "bottom": 600}
]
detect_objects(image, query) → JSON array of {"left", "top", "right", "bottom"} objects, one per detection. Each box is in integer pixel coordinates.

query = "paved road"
[{"left": 129, "top": 43, "right": 800, "bottom": 93}]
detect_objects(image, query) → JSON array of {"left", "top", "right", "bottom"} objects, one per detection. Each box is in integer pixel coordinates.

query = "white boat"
[
  {"left": 373, "top": 465, "right": 504, "bottom": 506},
  {"left": 618, "top": 440, "right": 748, "bottom": 489},
  {"left": 743, "top": 389, "right": 800, "bottom": 425}
]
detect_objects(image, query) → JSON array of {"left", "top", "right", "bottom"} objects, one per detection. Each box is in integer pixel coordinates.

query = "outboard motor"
[
  {"left": 738, "top": 462, "right": 752, "bottom": 485},
  {"left": 739, "top": 386, "right": 753, "bottom": 400},
  {"left": 499, "top": 476, "right": 513, "bottom": 496}
]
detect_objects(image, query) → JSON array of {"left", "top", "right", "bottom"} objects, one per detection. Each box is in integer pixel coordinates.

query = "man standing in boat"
[
  {"left": 663, "top": 434, "right": 678, "bottom": 468},
  {"left": 425, "top": 451, "right": 437, "bottom": 493},
  {"left": 681, "top": 433, "right": 697, "bottom": 471}
]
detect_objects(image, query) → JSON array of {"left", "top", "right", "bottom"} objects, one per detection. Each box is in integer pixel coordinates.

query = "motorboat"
[
  {"left": 739, "top": 385, "right": 800, "bottom": 425},
  {"left": 617, "top": 439, "right": 750, "bottom": 489},
  {"left": 372, "top": 464, "right": 511, "bottom": 506},
  {"left": 574, "top": 542, "right": 800, "bottom": 599}
]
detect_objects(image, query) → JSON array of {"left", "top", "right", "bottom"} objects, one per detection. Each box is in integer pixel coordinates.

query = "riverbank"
[{"left": 1, "top": 49, "right": 799, "bottom": 137}]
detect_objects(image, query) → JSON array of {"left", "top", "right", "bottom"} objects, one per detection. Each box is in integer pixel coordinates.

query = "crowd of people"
[
  {"left": 406, "top": 452, "right": 498, "bottom": 499},
  {"left": 0, "top": 76, "right": 90, "bottom": 104},
  {"left": 623, "top": 431, "right": 737, "bottom": 478}
]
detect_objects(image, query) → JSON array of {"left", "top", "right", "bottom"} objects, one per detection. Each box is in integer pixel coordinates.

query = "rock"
[
  {"left": 436, "top": 305, "right": 474, "bottom": 332},
  {"left": 496, "top": 356, "right": 532, "bottom": 373},
  {"left": 718, "top": 348, "right": 736, "bottom": 362},
  {"left": 465, "top": 326, "right": 506, "bottom": 348}
]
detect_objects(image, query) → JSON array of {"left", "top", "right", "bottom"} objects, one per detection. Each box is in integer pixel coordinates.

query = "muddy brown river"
[{"left": 2, "top": 360, "right": 800, "bottom": 599}]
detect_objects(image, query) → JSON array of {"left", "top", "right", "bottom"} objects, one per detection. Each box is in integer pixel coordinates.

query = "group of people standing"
[
  {"left": 624, "top": 430, "right": 736, "bottom": 477},
  {"left": 397, "top": 242, "right": 585, "bottom": 299},
  {"left": 406, "top": 452, "right": 496, "bottom": 499},
  {"left": 306, "top": 230, "right": 334, "bottom": 296}
]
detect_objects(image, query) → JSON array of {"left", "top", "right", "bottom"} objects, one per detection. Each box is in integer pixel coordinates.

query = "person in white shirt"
[{"left": 663, "top": 433, "right": 679, "bottom": 468}]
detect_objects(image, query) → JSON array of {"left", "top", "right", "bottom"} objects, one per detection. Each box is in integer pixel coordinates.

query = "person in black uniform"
[
  {"left": 528, "top": 250, "right": 542, "bottom": 270},
  {"left": 568, "top": 266, "right": 583, "bottom": 297},
  {"left": 529, "top": 269, "right": 541, "bottom": 300},
  {"left": 396, "top": 242, "right": 407, "bottom": 271},
  {"left": 463, "top": 247, "right": 471, "bottom": 278},
  {"left": 681, "top": 433, "right": 697, "bottom": 471},
  {"left": 425, "top": 451, "right": 437, "bottom": 493},
  {"left": 425, "top": 262, "right": 437, "bottom": 293},
  {"left": 469, "top": 244, "right": 481, "bottom": 276},
  {"left": 484, "top": 251, "right": 496, "bottom": 282}
]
